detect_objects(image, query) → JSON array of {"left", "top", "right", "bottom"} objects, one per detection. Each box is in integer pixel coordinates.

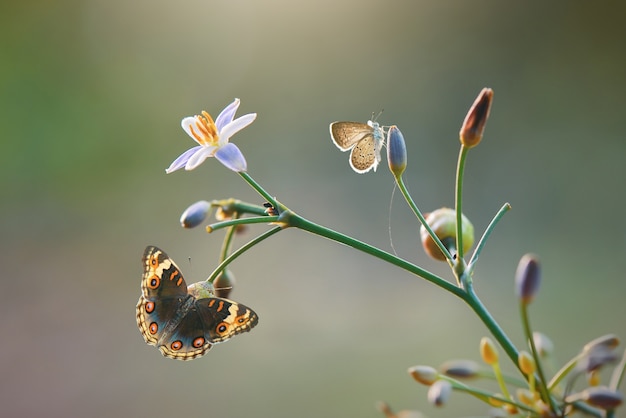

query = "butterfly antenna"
[{"left": 371, "top": 108, "right": 384, "bottom": 122}]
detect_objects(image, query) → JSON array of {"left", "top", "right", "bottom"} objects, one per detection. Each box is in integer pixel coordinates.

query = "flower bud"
[
  {"left": 566, "top": 386, "right": 623, "bottom": 410},
  {"left": 387, "top": 125, "right": 407, "bottom": 177},
  {"left": 427, "top": 380, "right": 452, "bottom": 407},
  {"left": 180, "top": 200, "right": 212, "bottom": 228},
  {"left": 187, "top": 281, "right": 215, "bottom": 299},
  {"left": 587, "top": 370, "right": 601, "bottom": 386},
  {"left": 516, "top": 388, "right": 537, "bottom": 407},
  {"left": 533, "top": 332, "right": 554, "bottom": 358},
  {"left": 583, "top": 334, "right": 620, "bottom": 353},
  {"left": 439, "top": 359, "right": 480, "bottom": 379},
  {"left": 420, "top": 208, "right": 474, "bottom": 261},
  {"left": 408, "top": 365, "right": 438, "bottom": 385},
  {"left": 518, "top": 350, "right": 536, "bottom": 376},
  {"left": 480, "top": 337, "right": 499, "bottom": 365},
  {"left": 213, "top": 269, "right": 236, "bottom": 299},
  {"left": 460, "top": 87, "right": 493, "bottom": 148},
  {"left": 515, "top": 254, "right": 541, "bottom": 305},
  {"left": 579, "top": 344, "right": 619, "bottom": 373}
]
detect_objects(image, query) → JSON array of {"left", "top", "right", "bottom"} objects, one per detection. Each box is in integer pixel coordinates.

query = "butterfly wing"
[
  {"left": 195, "top": 297, "right": 259, "bottom": 343},
  {"left": 330, "top": 121, "right": 373, "bottom": 151},
  {"left": 156, "top": 296, "right": 259, "bottom": 360},
  {"left": 350, "top": 135, "right": 379, "bottom": 173},
  {"left": 136, "top": 246, "right": 189, "bottom": 347}
]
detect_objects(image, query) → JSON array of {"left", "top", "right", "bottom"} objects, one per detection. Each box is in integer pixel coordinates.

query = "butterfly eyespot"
[
  {"left": 149, "top": 255, "right": 158, "bottom": 267},
  {"left": 192, "top": 337, "right": 205, "bottom": 348},
  {"left": 149, "top": 322, "right": 158, "bottom": 334},
  {"left": 171, "top": 340, "right": 183, "bottom": 351},
  {"left": 148, "top": 275, "right": 160, "bottom": 289},
  {"left": 216, "top": 323, "right": 229, "bottom": 335},
  {"left": 145, "top": 301, "right": 155, "bottom": 313},
  {"left": 237, "top": 316, "right": 246, "bottom": 324}
]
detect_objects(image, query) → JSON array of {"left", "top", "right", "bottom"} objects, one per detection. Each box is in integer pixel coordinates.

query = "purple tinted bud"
[
  {"left": 515, "top": 254, "right": 541, "bottom": 304},
  {"left": 180, "top": 200, "right": 212, "bottom": 228},
  {"left": 387, "top": 125, "right": 407, "bottom": 177}
]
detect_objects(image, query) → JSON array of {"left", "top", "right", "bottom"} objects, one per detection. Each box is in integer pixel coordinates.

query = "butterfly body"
[
  {"left": 330, "top": 120, "right": 385, "bottom": 173},
  {"left": 136, "top": 246, "right": 258, "bottom": 360}
]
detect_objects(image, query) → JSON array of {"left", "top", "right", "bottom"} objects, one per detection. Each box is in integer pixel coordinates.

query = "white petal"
[
  {"left": 165, "top": 146, "right": 202, "bottom": 173},
  {"left": 219, "top": 113, "right": 257, "bottom": 143},
  {"left": 181, "top": 116, "right": 204, "bottom": 144},
  {"left": 185, "top": 146, "right": 215, "bottom": 170},
  {"left": 215, "top": 98, "right": 240, "bottom": 131}
]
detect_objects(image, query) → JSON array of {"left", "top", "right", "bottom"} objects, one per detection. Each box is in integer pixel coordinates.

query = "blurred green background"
[{"left": 2, "top": 1, "right": 625, "bottom": 417}]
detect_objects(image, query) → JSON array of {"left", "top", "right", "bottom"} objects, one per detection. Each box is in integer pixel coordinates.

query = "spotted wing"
[{"left": 330, "top": 121, "right": 373, "bottom": 151}]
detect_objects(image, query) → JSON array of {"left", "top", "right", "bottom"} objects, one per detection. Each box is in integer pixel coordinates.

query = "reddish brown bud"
[{"left": 460, "top": 88, "right": 493, "bottom": 148}]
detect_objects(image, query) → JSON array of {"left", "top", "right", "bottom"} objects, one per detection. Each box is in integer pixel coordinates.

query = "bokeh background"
[{"left": 2, "top": 1, "right": 625, "bottom": 417}]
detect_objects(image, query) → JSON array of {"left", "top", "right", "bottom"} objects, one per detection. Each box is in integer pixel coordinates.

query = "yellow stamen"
[{"left": 188, "top": 111, "right": 219, "bottom": 146}]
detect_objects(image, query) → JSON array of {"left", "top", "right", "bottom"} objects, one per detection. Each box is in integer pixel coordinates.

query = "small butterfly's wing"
[
  {"left": 136, "top": 246, "right": 189, "bottom": 347},
  {"left": 350, "top": 135, "right": 379, "bottom": 173},
  {"left": 330, "top": 121, "right": 373, "bottom": 151},
  {"left": 351, "top": 121, "right": 385, "bottom": 173}
]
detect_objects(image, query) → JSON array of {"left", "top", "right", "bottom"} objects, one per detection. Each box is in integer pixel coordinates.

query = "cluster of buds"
[{"left": 403, "top": 254, "right": 624, "bottom": 416}]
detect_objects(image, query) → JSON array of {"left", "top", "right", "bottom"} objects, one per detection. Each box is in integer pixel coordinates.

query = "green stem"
[
  {"left": 210, "top": 198, "right": 270, "bottom": 217},
  {"left": 455, "top": 146, "right": 470, "bottom": 262},
  {"left": 218, "top": 213, "right": 240, "bottom": 263},
  {"left": 239, "top": 171, "right": 281, "bottom": 212},
  {"left": 442, "top": 377, "right": 537, "bottom": 415},
  {"left": 468, "top": 203, "right": 511, "bottom": 273},
  {"left": 465, "top": 283, "right": 521, "bottom": 371},
  {"left": 520, "top": 302, "right": 556, "bottom": 412},
  {"left": 207, "top": 216, "right": 280, "bottom": 233},
  {"left": 281, "top": 210, "right": 464, "bottom": 298},
  {"left": 395, "top": 175, "right": 454, "bottom": 266},
  {"left": 206, "top": 226, "right": 282, "bottom": 283}
]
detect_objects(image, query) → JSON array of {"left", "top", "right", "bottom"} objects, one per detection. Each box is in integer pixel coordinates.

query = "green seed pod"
[{"left": 420, "top": 208, "right": 474, "bottom": 261}]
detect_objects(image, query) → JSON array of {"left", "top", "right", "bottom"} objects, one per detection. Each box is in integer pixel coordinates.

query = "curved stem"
[
  {"left": 396, "top": 175, "right": 454, "bottom": 265},
  {"left": 218, "top": 213, "right": 240, "bottom": 263},
  {"left": 465, "top": 282, "right": 520, "bottom": 370},
  {"left": 468, "top": 202, "right": 511, "bottom": 273},
  {"left": 206, "top": 226, "right": 282, "bottom": 283},
  {"left": 281, "top": 209, "right": 464, "bottom": 298}
]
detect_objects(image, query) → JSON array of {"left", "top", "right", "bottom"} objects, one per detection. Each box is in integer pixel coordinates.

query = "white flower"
[{"left": 166, "top": 98, "right": 256, "bottom": 173}]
